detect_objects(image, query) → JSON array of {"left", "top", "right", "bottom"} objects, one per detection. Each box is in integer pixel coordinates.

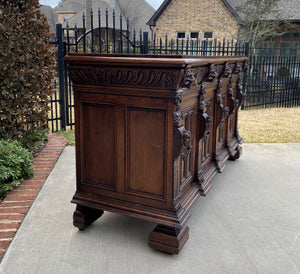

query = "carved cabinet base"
[{"left": 66, "top": 54, "right": 247, "bottom": 254}]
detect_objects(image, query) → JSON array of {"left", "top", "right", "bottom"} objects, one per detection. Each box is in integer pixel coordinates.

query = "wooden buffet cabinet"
[{"left": 65, "top": 54, "right": 248, "bottom": 254}]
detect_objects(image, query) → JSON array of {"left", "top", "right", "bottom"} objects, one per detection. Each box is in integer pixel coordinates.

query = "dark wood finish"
[
  {"left": 65, "top": 54, "right": 247, "bottom": 254},
  {"left": 148, "top": 224, "right": 189, "bottom": 255},
  {"left": 73, "top": 205, "right": 104, "bottom": 230}
]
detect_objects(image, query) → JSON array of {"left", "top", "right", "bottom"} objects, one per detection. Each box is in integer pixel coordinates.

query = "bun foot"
[
  {"left": 73, "top": 205, "right": 104, "bottom": 230},
  {"left": 148, "top": 224, "right": 189, "bottom": 255},
  {"left": 229, "top": 145, "right": 242, "bottom": 161}
]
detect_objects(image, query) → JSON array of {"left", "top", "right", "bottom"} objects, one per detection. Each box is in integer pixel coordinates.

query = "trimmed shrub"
[
  {"left": 0, "top": 0, "right": 55, "bottom": 141},
  {"left": 0, "top": 140, "right": 33, "bottom": 199}
]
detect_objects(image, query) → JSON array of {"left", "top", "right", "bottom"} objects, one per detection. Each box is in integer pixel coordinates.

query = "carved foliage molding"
[
  {"left": 198, "top": 84, "right": 213, "bottom": 140},
  {"left": 228, "top": 79, "right": 239, "bottom": 115},
  {"left": 68, "top": 66, "right": 183, "bottom": 90},
  {"left": 236, "top": 62, "right": 247, "bottom": 107},
  {"left": 173, "top": 89, "right": 192, "bottom": 162},
  {"left": 173, "top": 90, "right": 183, "bottom": 124},
  {"left": 172, "top": 124, "right": 192, "bottom": 199},
  {"left": 181, "top": 127, "right": 192, "bottom": 162},
  {"left": 173, "top": 125, "right": 192, "bottom": 161},
  {"left": 199, "top": 84, "right": 207, "bottom": 111},
  {"left": 216, "top": 80, "right": 229, "bottom": 126}
]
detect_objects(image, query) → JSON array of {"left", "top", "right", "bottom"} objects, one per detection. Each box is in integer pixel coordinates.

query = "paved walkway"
[
  {"left": 0, "top": 143, "right": 300, "bottom": 274},
  {"left": 0, "top": 133, "right": 67, "bottom": 261}
]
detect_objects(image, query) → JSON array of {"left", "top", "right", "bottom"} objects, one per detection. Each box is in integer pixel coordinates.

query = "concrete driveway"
[{"left": 1, "top": 144, "right": 300, "bottom": 274}]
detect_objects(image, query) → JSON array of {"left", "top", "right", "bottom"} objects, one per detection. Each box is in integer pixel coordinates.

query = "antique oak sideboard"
[{"left": 65, "top": 54, "right": 248, "bottom": 254}]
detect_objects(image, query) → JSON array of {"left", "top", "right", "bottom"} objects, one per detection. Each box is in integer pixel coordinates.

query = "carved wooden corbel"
[
  {"left": 195, "top": 67, "right": 209, "bottom": 85},
  {"left": 182, "top": 69, "right": 195, "bottom": 88},
  {"left": 234, "top": 63, "right": 242, "bottom": 74},
  {"left": 224, "top": 63, "right": 232, "bottom": 77},
  {"left": 208, "top": 65, "right": 217, "bottom": 81}
]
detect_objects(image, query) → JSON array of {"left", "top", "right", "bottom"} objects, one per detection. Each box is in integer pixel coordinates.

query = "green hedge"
[
  {"left": 0, "top": 0, "right": 55, "bottom": 142},
  {"left": 0, "top": 140, "right": 33, "bottom": 199}
]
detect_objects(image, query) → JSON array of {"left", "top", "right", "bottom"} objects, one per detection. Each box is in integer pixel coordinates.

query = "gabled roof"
[
  {"left": 147, "top": 0, "right": 241, "bottom": 26},
  {"left": 40, "top": 5, "right": 57, "bottom": 34},
  {"left": 62, "top": 1, "right": 122, "bottom": 29},
  {"left": 116, "top": 0, "right": 155, "bottom": 32},
  {"left": 56, "top": 0, "right": 155, "bottom": 32},
  {"left": 53, "top": 0, "right": 85, "bottom": 13},
  {"left": 228, "top": 0, "right": 300, "bottom": 21}
]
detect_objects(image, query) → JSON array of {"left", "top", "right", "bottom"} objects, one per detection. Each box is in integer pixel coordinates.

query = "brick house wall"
[
  {"left": 151, "top": 0, "right": 240, "bottom": 41},
  {"left": 57, "top": 11, "right": 77, "bottom": 24}
]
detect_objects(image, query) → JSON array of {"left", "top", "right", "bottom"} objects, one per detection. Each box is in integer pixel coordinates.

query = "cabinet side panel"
[
  {"left": 126, "top": 107, "right": 166, "bottom": 200},
  {"left": 81, "top": 103, "right": 116, "bottom": 190}
]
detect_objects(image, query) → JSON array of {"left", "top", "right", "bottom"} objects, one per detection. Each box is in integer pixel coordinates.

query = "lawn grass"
[
  {"left": 239, "top": 107, "right": 300, "bottom": 143},
  {"left": 56, "top": 107, "right": 300, "bottom": 144},
  {"left": 58, "top": 129, "right": 76, "bottom": 145}
]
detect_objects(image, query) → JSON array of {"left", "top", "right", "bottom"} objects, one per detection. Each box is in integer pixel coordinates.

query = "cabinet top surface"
[{"left": 65, "top": 53, "right": 247, "bottom": 68}]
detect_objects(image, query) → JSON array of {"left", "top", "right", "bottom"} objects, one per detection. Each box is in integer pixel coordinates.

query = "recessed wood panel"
[
  {"left": 126, "top": 107, "right": 166, "bottom": 200},
  {"left": 82, "top": 103, "right": 116, "bottom": 190}
]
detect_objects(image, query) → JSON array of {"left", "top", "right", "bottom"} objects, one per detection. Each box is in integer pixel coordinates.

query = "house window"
[
  {"left": 204, "top": 32, "right": 213, "bottom": 39},
  {"left": 191, "top": 32, "right": 199, "bottom": 39},
  {"left": 63, "top": 16, "right": 69, "bottom": 22},
  {"left": 177, "top": 32, "right": 186, "bottom": 39},
  {"left": 282, "top": 32, "right": 300, "bottom": 39},
  {"left": 280, "top": 41, "right": 299, "bottom": 56}
]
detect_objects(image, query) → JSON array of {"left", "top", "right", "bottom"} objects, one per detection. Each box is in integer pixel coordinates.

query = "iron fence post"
[
  {"left": 56, "top": 23, "right": 66, "bottom": 131},
  {"left": 203, "top": 39, "right": 207, "bottom": 56},
  {"left": 142, "top": 31, "right": 149, "bottom": 54},
  {"left": 241, "top": 41, "right": 250, "bottom": 110}
]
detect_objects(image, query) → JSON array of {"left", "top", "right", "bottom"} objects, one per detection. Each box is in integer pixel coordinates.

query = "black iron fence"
[
  {"left": 244, "top": 45, "right": 300, "bottom": 108},
  {"left": 48, "top": 8, "right": 300, "bottom": 131},
  {"left": 149, "top": 35, "right": 249, "bottom": 56}
]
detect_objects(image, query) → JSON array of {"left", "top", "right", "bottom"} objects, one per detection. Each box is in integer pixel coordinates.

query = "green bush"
[
  {"left": 0, "top": 0, "right": 55, "bottom": 141},
  {"left": 277, "top": 67, "right": 290, "bottom": 78},
  {"left": 21, "top": 128, "right": 48, "bottom": 151},
  {"left": 0, "top": 140, "right": 34, "bottom": 199}
]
